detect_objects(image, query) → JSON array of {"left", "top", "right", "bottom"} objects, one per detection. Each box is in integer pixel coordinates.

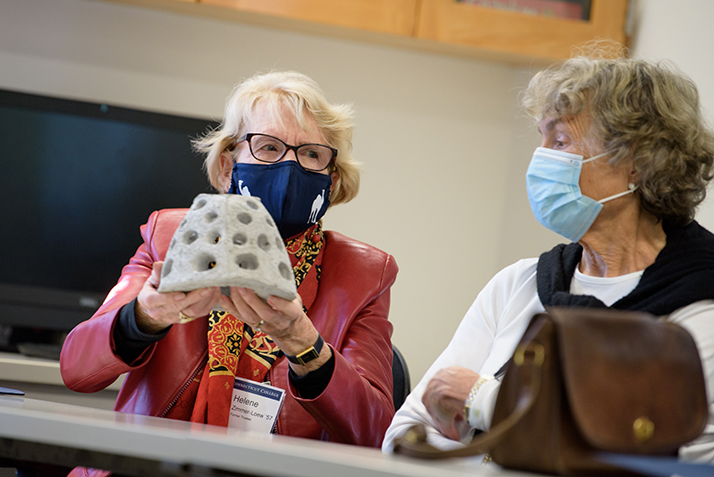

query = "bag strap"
[
  {"left": 392, "top": 343, "right": 543, "bottom": 459},
  {"left": 393, "top": 325, "right": 713, "bottom": 477}
]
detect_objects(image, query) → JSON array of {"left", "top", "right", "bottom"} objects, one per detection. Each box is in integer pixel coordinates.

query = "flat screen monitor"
[{"left": 0, "top": 88, "right": 219, "bottom": 341}]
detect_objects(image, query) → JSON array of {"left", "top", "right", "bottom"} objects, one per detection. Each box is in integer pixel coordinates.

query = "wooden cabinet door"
[
  {"left": 416, "top": 0, "right": 629, "bottom": 63},
  {"left": 200, "top": 0, "right": 420, "bottom": 36}
]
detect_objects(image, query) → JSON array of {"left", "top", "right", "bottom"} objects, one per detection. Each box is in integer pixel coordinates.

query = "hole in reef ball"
[
  {"left": 258, "top": 234, "right": 271, "bottom": 251},
  {"left": 237, "top": 213, "right": 252, "bottom": 225},
  {"left": 162, "top": 260, "right": 173, "bottom": 277},
  {"left": 266, "top": 217, "right": 274, "bottom": 227},
  {"left": 195, "top": 199, "right": 206, "bottom": 209},
  {"left": 194, "top": 253, "right": 218, "bottom": 272},
  {"left": 275, "top": 237, "right": 283, "bottom": 249},
  {"left": 247, "top": 200, "right": 259, "bottom": 210},
  {"left": 233, "top": 233, "right": 247, "bottom": 246},
  {"left": 184, "top": 230, "right": 199, "bottom": 245},
  {"left": 279, "top": 262, "right": 292, "bottom": 280},
  {"left": 209, "top": 231, "right": 221, "bottom": 244},
  {"left": 236, "top": 254, "right": 259, "bottom": 270},
  {"left": 205, "top": 211, "right": 218, "bottom": 223}
]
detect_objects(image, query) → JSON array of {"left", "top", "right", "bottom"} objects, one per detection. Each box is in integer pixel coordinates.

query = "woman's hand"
[
  {"left": 135, "top": 261, "right": 221, "bottom": 334},
  {"left": 219, "top": 287, "right": 332, "bottom": 375},
  {"left": 422, "top": 366, "right": 480, "bottom": 441}
]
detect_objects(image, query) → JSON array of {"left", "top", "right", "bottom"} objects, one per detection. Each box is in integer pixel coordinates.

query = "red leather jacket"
[{"left": 60, "top": 209, "right": 398, "bottom": 447}]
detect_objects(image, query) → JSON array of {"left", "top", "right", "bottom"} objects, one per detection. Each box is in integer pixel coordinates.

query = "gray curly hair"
[{"left": 522, "top": 53, "right": 714, "bottom": 225}]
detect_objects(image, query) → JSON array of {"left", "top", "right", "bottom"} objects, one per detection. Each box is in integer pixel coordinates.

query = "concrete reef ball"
[{"left": 158, "top": 193, "right": 297, "bottom": 301}]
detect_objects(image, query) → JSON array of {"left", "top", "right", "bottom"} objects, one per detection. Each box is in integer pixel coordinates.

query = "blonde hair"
[
  {"left": 522, "top": 50, "right": 714, "bottom": 224},
  {"left": 194, "top": 71, "right": 360, "bottom": 206}
]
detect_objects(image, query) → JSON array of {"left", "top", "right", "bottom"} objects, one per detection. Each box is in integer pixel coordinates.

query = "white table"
[
  {"left": 0, "top": 351, "right": 123, "bottom": 410},
  {"left": 0, "top": 396, "right": 529, "bottom": 477}
]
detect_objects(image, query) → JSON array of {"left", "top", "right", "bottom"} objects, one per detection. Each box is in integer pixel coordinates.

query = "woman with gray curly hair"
[
  {"left": 61, "top": 71, "right": 399, "bottom": 477},
  {"left": 384, "top": 55, "right": 714, "bottom": 462}
]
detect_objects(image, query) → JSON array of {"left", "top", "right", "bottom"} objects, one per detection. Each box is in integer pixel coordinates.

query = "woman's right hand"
[
  {"left": 135, "top": 261, "right": 221, "bottom": 334},
  {"left": 422, "top": 366, "right": 480, "bottom": 441}
]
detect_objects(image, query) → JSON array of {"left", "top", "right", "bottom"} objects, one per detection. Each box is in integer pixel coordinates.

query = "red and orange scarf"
[{"left": 165, "top": 223, "right": 324, "bottom": 425}]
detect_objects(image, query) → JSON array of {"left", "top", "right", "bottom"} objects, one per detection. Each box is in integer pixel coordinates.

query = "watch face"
[{"left": 292, "top": 348, "right": 319, "bottom": 366}]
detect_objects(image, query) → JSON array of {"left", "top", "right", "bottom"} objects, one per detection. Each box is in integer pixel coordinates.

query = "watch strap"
[{"left": 285, "top": 334, "right": 324, "bottom": 366}]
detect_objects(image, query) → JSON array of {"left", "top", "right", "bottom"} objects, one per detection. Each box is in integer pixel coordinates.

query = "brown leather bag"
[{"left": 393, "top": 308, "right": 709, "bottom": 476}]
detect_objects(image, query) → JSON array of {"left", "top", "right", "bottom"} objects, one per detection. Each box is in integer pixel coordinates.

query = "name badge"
[{"left": 228, "top": 377, "right": 286, "bottom": 433}]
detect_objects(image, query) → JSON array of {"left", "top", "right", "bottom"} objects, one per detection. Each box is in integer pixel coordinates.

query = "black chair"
[{"left": 392, "top": 344, "right": 411, "bottom": 411}]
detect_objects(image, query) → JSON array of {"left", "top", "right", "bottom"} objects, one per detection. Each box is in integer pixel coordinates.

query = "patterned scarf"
[{"left": 164, "top": 223, "right": 325, "bottom": 425}]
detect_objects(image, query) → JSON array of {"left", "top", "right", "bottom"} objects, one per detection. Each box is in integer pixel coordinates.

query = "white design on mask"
[
  {"left": 309, "top": 189, "right": 325, "bottom": 223},
  {"left": 238, "top": 180, "right": 251, "bottom": 196}
]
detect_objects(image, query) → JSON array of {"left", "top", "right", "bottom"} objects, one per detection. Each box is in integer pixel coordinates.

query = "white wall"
[{"left": 0, "top": 0, "right": 523, "bottom": 384}]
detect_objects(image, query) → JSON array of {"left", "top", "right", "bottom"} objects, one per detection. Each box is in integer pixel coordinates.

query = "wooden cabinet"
[
  {"left": 96, "top": 0, "right": 629, "bottom": 65},
  {"left": 416, "top": 0, "right": 629, "bottom": 64},
  {"left": 199, "top": 0, "right": 419, "bottom": 36}
]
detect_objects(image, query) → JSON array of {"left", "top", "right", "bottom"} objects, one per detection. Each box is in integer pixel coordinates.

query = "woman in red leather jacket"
[{"left": 60, "top": 71, "right": 399, "bottom": 462}]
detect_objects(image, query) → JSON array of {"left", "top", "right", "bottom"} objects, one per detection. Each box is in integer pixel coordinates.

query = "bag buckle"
[{"left": 513, "top": 343, "right": 545, "bottom": 367}]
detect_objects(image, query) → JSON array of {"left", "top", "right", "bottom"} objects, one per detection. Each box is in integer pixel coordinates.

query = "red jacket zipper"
[{"left": 158, "top": 352, "right": 208, "bottom": 418}]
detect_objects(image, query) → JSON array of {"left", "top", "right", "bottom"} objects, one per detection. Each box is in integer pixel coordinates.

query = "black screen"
[{"left": 0, "top": 89, "right": 219, "bottom": 333}]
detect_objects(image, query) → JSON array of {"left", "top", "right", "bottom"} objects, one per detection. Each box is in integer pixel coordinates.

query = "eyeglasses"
[{"left": 235, "top": 133, "right": 337, "bottom": 172}]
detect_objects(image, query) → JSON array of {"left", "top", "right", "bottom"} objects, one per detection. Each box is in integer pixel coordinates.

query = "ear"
[
  {"left": 330, "top": 170, "right": 340, "bottom": 199},
  {"left": 324, "top": 170, "right": 339, "bottom": 203},
  {"left": 218, "top": 152, "right": 234, "bottom": 193},
  {"left": 628, "top": 163, "right": 640, "bottom": 184}
]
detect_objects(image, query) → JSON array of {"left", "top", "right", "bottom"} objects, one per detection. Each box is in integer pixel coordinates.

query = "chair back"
[{"left": 392, "top": 344, "right": 411, "bottom": 411}]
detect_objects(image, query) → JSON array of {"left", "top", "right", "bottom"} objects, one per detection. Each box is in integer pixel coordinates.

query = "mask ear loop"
[
  {"left": 600, "top": 183, "right": 638, "bottom": 204},
  {"left": 582, "top": 151, "right": 638, "bottom": 203},
  {"left": 582, "top": 151, "right": 611, "bottom": 164}
]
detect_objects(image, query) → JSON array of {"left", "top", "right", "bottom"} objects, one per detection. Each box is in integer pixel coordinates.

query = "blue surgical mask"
[
  {"left": 229, "top": 161, "right": 332, "bottom": 239},
  {"left": 526, "top": 147, "right": 637, "bottom": 242}
]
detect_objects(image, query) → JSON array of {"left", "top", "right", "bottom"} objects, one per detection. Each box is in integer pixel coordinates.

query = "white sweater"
[{"left": 382, "top": 258, "right": 714, "bottom": 463}]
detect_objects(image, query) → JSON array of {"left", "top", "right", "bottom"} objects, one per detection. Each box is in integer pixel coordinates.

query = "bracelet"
[{"left": 463, "top": 375, "right": 492, "bottom": 422}]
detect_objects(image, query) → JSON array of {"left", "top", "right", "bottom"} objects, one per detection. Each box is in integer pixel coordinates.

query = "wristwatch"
[{"left": 285, "top": 335, "right": 324, "bottom": 366}]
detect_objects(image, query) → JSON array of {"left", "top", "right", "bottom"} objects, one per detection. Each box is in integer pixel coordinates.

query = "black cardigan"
[{"left": 536, "top": 220, "right": 714, "bottom": 316}]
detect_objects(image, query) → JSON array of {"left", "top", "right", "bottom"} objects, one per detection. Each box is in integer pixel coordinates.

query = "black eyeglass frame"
[{"left": 235, "top": 133, "right": 338, "bottom": 172}]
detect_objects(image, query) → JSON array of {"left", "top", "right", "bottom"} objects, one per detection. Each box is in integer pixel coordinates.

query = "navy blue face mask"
[{"left": 228, "top": 161, "right": 332, "bottom": 239}]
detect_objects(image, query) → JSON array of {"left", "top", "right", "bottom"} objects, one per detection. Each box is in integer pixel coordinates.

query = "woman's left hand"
[
  {"left": 219, "top": 287, "right": 332, "bottom": 375},
  {"left": 422, "top": 366, "right": 480, "bottom": 441}
]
